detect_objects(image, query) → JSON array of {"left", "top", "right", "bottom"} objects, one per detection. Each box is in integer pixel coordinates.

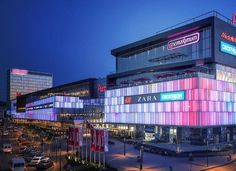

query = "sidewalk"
[{"left": 106, "top": 139, "right": 236, "bottom": 171}]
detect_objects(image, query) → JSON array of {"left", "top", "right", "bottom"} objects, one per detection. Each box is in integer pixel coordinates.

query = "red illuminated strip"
[
  {"left": 232, "top": 13, "right": 236, "bottom": 25},
  {"left": 11, "top": 69, "right": 28, "bottom": 75},
  {"left": 167, "top": 26, "right": 200, "bottom": 39}
]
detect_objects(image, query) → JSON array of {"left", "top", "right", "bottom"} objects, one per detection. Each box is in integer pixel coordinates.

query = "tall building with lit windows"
[
  {"left": 105, "top": 11, "right": 236, "bottom": 145},
  {"left": 7, "top": 68, "right": 53, "bottom": 101}
]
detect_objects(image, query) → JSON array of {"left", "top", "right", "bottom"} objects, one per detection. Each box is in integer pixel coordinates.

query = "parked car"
[
  {"left": 3, "top": 143, "right": 12, "bottom": 153},
  {"left": 3, "top": 131, "right": 9, "bottom": 136},
  {"left": 36, "top": 158, "right": 53, "bottom": 169},
  {"left": 108, "top": 140, "right": 115, "bottom": 145},
  {"left": 28, "top": 155, "right": 46, "bottom": 166},
  {"left": 11, "top": 157, "right": 26, "bottom": 171},
  {"left": 20, "top": 141, "right": 31, "bottom": 146}
]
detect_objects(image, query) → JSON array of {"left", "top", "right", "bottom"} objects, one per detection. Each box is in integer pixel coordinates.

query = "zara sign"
[{"left": 124, "top": 91, "right": 185, "bottom": 104}]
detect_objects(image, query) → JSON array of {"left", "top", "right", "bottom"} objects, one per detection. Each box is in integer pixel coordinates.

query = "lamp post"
[
  {"left": 55, "top": 138, "right": 57, "bottom": 162},
  {"left": 123, "top": 137, "right": 126, "bottom": 156},
  {"left": 206, "top": 138, "right": 209, "bottom": 167},
  {"left": 60, "top": 139, "right": 62, "bottom": 171},
  {"left": 140, "top": 145, "right": 144, "bottom": 171}
]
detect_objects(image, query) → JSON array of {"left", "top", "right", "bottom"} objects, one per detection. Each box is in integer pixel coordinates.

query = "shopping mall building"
[
  {"left": 105, "top": 12, "right": 236, "bottom": 145},
  {"left": 12, "top": 78, "right": 106, "bottom": 131}
]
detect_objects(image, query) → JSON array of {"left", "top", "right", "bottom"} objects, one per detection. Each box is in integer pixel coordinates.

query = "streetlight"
[
  {"left": 140, "top": 145, "right": 144, "bottom": 171},
  {"left": 60, "top": 139, "right": 62, "bottom": 171},
  {"left": 56, "top": 138, "right": 58, "bottom": 162},
  {"left": 123, "top": 137, "right": 126, "bottom": 156},
  {"left": 206, "top": 138, "right": 208, "bottom": 167}
]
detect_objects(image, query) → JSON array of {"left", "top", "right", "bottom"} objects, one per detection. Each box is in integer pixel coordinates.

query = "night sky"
[{"left": 0, "top": 0, "right": 235, "bottom": 101}]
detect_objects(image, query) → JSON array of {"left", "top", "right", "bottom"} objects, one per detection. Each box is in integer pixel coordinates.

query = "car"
[
  {"left": 3, "top": 131, "right": 9, "bottom": 136},
  {"left": 20, "top": 141, "right": 30, "bottom": 146},
  {"left": 3, "top": 143, "right": 12, "bottom": 153},
  {"left": 18, "top": 146, "right": 27, "bottom": 154},
  {"left": 108, "top": 140, "right": 115, "bottom": 145},
  {"left": 11, "top": 157, "right": 26, "bottom": 171},
  {"left": 28, "top": 155, "right": 46, "bottom": 166},
  {"left": 36, "top": 158, "right": 53, "bottom": 169}
]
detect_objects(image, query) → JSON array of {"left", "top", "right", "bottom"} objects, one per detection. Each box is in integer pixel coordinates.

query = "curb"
[{"left": 200, "top": 158, "right": 236, "bottom": 171}]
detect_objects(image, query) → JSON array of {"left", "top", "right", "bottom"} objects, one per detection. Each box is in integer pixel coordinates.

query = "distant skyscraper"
[{"left": 7, "top": 68, "right": 53, "bottom": 101}]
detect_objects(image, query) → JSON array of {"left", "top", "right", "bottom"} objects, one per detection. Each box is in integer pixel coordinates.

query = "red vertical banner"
[
  {"left": 69, "top": 127, "right": 74, "bottom": 146},
  {"left": 90, "top": 128, "right": 96, "bottom": 151},
  {"left": 95, "top": 129, "right": 100, "bottom": 151},
  {"left": 74, "top": 127, "right": 79, "bottom": 147}
]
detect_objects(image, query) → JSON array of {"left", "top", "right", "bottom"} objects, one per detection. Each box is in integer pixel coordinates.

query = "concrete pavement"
[{"left": 106, "top": 139, "right": 236, "bottom": 171}]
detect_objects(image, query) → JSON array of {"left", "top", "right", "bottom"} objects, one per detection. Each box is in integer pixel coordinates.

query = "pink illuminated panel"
[
  {"left": 11, "top": 68, "right": 28, "bottom": 75},
  {"left": 167, "top": 27, "right": 200, "bottom": 39},
  {"left": 105, "top": 77, "right": 236, "bottom": 127}
]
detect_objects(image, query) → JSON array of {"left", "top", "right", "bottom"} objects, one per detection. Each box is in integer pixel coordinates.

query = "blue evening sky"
[{"left": 0, "top": 0, "right": 235, "bottom": 101}]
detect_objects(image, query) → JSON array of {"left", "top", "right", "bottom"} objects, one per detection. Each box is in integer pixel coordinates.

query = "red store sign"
[
  {"left": 98, "top": 85, "right": 107, "bottom": 92},
  {"left": 221, "top": 32, "right": 236, "bottom": 43},
  {"left": 232, "top": 13, "right": 236, "bottom": 25}
]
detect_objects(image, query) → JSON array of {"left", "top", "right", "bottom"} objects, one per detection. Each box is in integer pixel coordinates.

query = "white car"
[
  {"left": 3, "top": 143, "right": 12, "bottom": 153},
  {"left": 3, "top": 131, "right": 9, "bottom": 136},
  {"left": 29, "top": 155, "right": 46, "bottom": 166}
]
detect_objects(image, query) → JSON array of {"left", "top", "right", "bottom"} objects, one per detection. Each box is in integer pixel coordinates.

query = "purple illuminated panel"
[
  {"left": 167, "top": 32, "right": 200, "bottom": 50},
  {"left": 105, "top": 77, "right": 236, "bottom": 126},
  {"left": 24, "top": 96, "right": 83, "bottom": 121}
]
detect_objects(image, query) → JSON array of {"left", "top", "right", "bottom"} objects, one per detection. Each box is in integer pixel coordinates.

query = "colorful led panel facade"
[
  {"left": 105, "top": 77, "right": 236, "bottom": 126},
  {"left": 22, "top": 96, "right": 83, "bottom": 121}
]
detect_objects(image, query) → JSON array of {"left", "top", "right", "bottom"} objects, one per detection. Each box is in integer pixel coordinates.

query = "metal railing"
[
  {"left": 156, "top": 11, "right": 233, "bottom": 34},
  {"left": 110, "top": 72, "right": 214, "bottom": 89}
]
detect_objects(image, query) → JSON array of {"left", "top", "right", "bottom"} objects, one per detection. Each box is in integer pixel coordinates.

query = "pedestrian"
[
  {"left": 227, "top": 154, "right": 231, "bottom": 161},
  {"left": 169, "top": 165, "right": 173, "bottom": 171},
  {"left": 189, "top": 152, "right": 193, "bottom": 161}
]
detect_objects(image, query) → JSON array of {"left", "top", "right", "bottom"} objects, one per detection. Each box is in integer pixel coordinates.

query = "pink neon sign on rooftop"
[{"left": 11, "top": 68, "right": 28, "bottom": 75}]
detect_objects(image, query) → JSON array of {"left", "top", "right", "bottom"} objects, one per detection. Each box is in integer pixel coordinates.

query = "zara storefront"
[{"left": 105, "top": 12, "right": 236, "bottom": 145}]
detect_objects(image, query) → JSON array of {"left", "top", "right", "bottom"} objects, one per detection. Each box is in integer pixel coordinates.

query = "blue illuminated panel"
[
  {"left": 220, "top": 41, "right": 236, "bottom": 56},
  {"left": 160, "top": 91, "right": 185, "bottom": 102}
]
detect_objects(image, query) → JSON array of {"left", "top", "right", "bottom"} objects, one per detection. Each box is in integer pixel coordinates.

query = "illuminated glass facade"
[
  {"left": 116, "top": 27, "right": 211, "bottom": 73},
  {"left": 13, "top": 96, "right": 83, "bottom": 121},
  {"left": 7, "top": 68, "right": 53, "bottom": 101},
  {"left": 106, "top": 13, "right": 236, "bottom": 144},
  {"left": 105, "top": 77, "right": 236, "bottom": 126},
  {"left": 13, "top": 78, "right": 106, "bottom": 124}
]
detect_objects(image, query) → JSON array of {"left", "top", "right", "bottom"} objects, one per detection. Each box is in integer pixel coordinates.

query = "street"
[
  {"left": 0, "top": 124, "right": 67, "bottom": 171},
  {"left": 1, "top": 124, "right": 236, "bottom": 171}
]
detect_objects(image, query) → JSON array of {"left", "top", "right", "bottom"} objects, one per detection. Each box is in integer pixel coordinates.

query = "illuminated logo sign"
[
  {"left": 160, "top": 91, "right": 185, "bottom": 102},
  {"left": 98, "top": 85, "right": 107, "bottom": 92},
  {"left": 11, "top": 69, "right": 28, "bottom": 75},
  {"left": 221, "top": 32, "right": 236, "bottom": 43},
  {"left": 124, "top": 91, "right": 185, "bottom": 104},
  {"left": 167, "top": 32, "right": 200, "bottom": 50},
  {"left": 220, "top": 41, "right": 236, "bottom": 57},
  {"left": 233, "top": 13, "right": 236, "bottom": 25}
]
